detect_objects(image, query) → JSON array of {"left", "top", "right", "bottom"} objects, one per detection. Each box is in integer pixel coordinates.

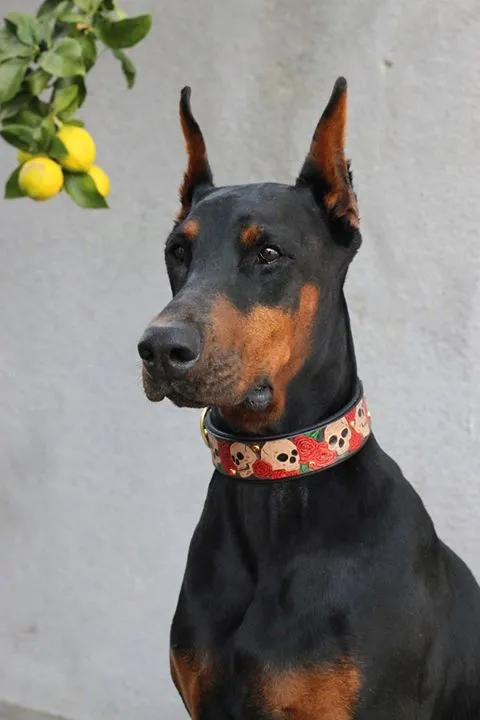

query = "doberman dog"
[{"left": 138, "top": 78, "right": 480, "bottom": 719}]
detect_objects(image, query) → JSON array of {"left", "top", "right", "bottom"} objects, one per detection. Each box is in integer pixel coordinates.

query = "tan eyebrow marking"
[
  {"left": 182, "top": 219, "right": 199, "bottom": 240},
  {"left": 240, "top": 223, "right": 263, "bottom": 247}
]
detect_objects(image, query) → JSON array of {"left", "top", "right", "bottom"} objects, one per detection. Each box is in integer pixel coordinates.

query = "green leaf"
[
  {"left": 33, "top": 122, "right": 50, "bottom": 151},
  {"left": 10, "top": 109, "right": 43, "bottom": 128},
  {"left": 305, "top": 429, "right": 320, "bottom": 440},
  {"left": 0, "top": 27, "right": 36, "bottom": 62},
  {"left": 36, "top": 15, "right": 56, "bottom": 44},
  {"left": 112, "top": 48, "right": 135, "bottom": 88},
  {"left": 6, "top": 12, "right": 42, "bottom": 46},
  {"left": 0, "top": 124, "right": 37, "bottom": 152},
  {"left": 64, "top": 172, "right": 108, "bottom": 208},
  {"left": 299, "top": 463, "right": 309, "bottom": 473},
  {"left": 48, "top": 135, "right": 68, "bottom": 159},
  {"left": 74, "top": 77, "right": 87, "bottom": 106},
  {"left": 96, "top": 14, "right": 152, "bottom": 49},
  {"left": 40, "top": 115, "right": 56, "bottom": 136},
  {"left": 31, "top": 120, "right": 65, "bottom": 159},
  {"left": 0, "top": 93, "right": 29, "bottom": 121},
  {"left": 32, "top": 119, "right": 67, "bottom": 158},
  {"left": 64, "top": 118, "right": 84, "bottom": 127},
  {"left": 55, "top": 76, "right": 86, "bottom": 119},
  {"left": 58, "top": 11, "right": 88, "bottom": 23},
  {"left": 69, "top": 76, "right": 86, "bottom": 104},
  {"left": 37, "top": 0, "right": 72, "bottom": 18},
  {"left": 52, "top": 83, "right": 78, "bottom": 112},
  {"left": 4, "top": 166, "right": 26, "bottom": 199},
  {"left": 74, "top": 0, "right": 102, "bottom": 11},
  {"left": 0, "top": 58, "right": 31, "bottom": 104},
  {"left": 39, "top": 38, "right": 85, "bottom": 77},
  {"left": 26, "top": 68, "right": 51, "bottom": 96},
  {"left": 40, "top": 115, "right": 57, "bottom": 135},
  {"left": 75, "top": 33, "right": 97, "bottom": 70},
  {"left": 27, "top": 96, "right": 50, "bottom": 117},
  {"left": 74, "top": 0, "right": 93, "bottom": 11},
  {"left": 57, "top": 97, "right": 79, "bottom": 120},
  {"left": 51, "top": 22, "right": 67, "bottom": 43}
]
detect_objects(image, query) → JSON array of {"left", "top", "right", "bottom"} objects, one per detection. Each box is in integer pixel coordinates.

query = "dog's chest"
[
  {"left": 168, "top": 475, "right": 374, "bottom": 717},
  {"left": 170, "top": 544, "right": 361, "bottom": 719},
  {"left": 169, "top": 646, "right": 361, "bottom": 719}
]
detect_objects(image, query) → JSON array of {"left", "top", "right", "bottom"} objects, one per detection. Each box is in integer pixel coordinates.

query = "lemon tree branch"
[{"left": 0, "top": 0, "right": 152, "bottom": 207}]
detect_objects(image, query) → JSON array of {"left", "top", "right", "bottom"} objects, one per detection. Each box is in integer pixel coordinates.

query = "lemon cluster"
[{"left": 17, "top": 126, "right": 110, "bottom": 202}]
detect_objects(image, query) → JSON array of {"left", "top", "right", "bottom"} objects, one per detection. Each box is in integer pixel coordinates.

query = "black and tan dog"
[{"left": 138, "top": 78, "right": 480, "bottom": 719}]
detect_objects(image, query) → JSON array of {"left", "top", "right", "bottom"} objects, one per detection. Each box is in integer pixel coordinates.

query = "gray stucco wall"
[{"left": 1, "top": 0, "right": 479, "bottom": 718}]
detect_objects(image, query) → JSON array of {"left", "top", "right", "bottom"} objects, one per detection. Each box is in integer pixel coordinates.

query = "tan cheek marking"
[
  {"left": 240, "top": 223, "right": 263, "bottom": 247},
  {"left": 183, "top": 219, "right": 199, "bottom": 240},
  {"left": 260, "top": 660, "right": 361, "bottom": 719},
  {"left": 170, "top": 651, "right": 212, "bottom": 720},
  {"left": 209, "top": 284, "right": 319, "bottom": 432}
]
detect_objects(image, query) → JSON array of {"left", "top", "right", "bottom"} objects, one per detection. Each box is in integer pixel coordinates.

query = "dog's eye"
[
  {"left": 257, "top": 246, "right": 281, "bottom": 265},
  {"left": 170, "top": 244, "right": 186, "bottom": 262}
]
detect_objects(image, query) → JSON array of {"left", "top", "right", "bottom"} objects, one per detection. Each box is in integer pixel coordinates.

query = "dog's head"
[{"left": 138, "top": 78, "right": 361, "bottom": 433}]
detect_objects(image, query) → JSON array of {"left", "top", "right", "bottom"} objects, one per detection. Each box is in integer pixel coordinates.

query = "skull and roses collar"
[{"left": 200, "top": 382, "right": 372, "bottom": 481}]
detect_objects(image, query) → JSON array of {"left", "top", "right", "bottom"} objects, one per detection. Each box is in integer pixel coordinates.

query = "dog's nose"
[{"left": 137, "top": 323, "right": 201, "bottom": 377}]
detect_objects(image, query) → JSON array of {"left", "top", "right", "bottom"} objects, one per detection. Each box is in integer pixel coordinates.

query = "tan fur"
[
  {"left": 178, "top": 97, "right": 210, "bottom": 221},
  {"left": 183, "top": 219, "right": 199, "bottom": 240},
  {"left": 170, "top": 651, "right": 212, "bottom": 719},
  {"left": 240, "top": 223, "right": 263, "bottom": 247},
  {"left": 209, "top": 284, "right": 319, "bottom": 433},
  {"left": 260, "top": 660, "right": 362, "bottom": 719}
]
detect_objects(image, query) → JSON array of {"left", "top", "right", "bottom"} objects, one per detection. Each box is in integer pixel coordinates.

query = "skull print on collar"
[{"left": 201, "top": 382, "right": 372, "bottom": 480}]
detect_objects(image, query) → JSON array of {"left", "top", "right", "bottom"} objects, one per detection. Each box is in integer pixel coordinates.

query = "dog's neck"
[
  {"left": 284, "top": 293, "right": 357, "bottom": 432},
  {"left": 218, "top": 292, "right": 358, "bottom": 437}
]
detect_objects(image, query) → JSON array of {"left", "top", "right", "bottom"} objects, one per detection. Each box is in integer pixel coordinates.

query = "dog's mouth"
[
  {"left": 242, "top": 383, "right": 273, "bottom": 412},
  {"left": 141, "top": 364, "right": 273, "bottom": 412}
]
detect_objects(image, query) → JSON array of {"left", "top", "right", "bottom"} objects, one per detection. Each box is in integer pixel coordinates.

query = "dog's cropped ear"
[
  {"left": 178, "top": 86, "right": 214, "bottom": 221},
  {"left": 296, "top": 77, "right": 359, "bottom": 242}
]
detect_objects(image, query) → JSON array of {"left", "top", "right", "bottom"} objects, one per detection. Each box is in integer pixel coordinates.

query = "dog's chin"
[{"left": 143, "top": 370, "right": 274, "bottom": 415}]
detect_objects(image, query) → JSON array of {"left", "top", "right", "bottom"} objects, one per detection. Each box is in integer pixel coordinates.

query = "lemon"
[
  {"left": 88, "top": 165, "right": 110, "bottom": 197},
  {"left": 56, "top": 125, "right": 96, "bottom": 172},
  {"left": 19, "top": 157, "right": 64, "bottom": 201},
  {"left": 17, "top": 149, "right": 33, "bottom": 164}
]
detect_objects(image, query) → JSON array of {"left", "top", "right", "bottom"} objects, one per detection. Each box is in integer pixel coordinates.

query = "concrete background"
[{"left": 0, "top": 0, "right": 479, "bottom": 717}]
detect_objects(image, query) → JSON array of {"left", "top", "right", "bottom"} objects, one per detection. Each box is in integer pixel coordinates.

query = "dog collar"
[{"left": 200, "top": 382, "right": 372, "bottom": 480}]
